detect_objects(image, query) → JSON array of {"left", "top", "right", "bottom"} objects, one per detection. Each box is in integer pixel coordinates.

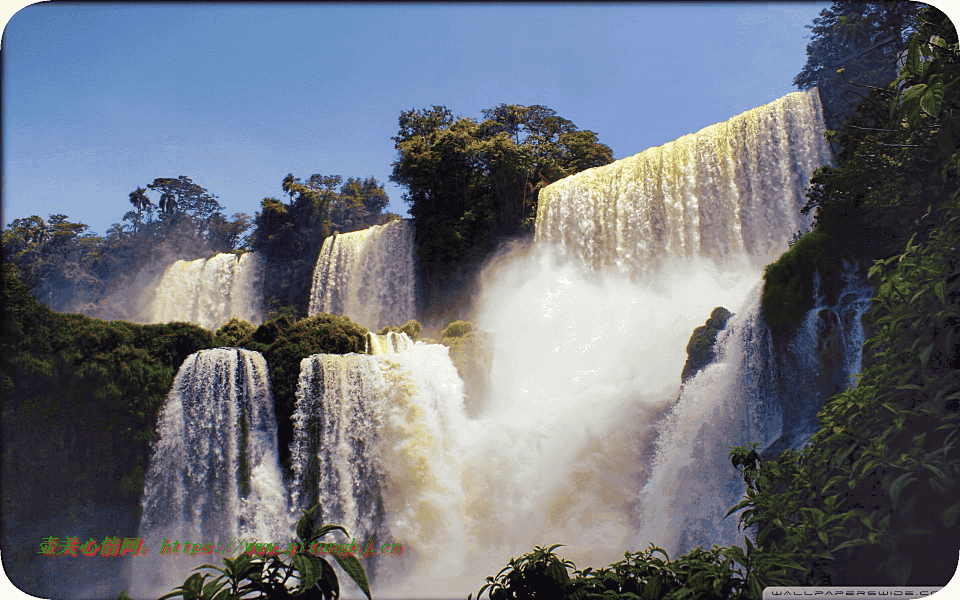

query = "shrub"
[
  {"left": 153, "top": 504, "right": 371, "bottom": 600},
  {"left": 215, "top": 318, "right": 256, "bottom": 347}
]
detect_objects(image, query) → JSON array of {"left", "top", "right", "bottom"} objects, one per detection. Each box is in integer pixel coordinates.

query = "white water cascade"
[
  {"left": 308, "top": 220, "right": 417, "bottom": 330},
  {"left": 289, "top": 342, "right": 472, "bottom": 595},
  {"left": 147, "top": 252, "right": 264, "bottom": 331},
  {"left": 536, "top": 90, "right": 834, "bottom": 278},
  {"left": 638, "top": 261, "right": 873, "bottom": 556},
  {"left": 366, "top": 331, "right": 414, "bottom": 355},
  {"left": 129, "top": 348, "right": 292, "bottom": 599}
]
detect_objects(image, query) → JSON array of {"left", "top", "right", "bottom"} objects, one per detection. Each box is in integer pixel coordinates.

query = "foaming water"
[
  {"left": 458, "top": 244, "right": 762, "bottom": 578},
  {"left": 309, "top": 220, "right": 416, "bottom": 330},
  {"left": 147, "top": 252, "right": 264, "bottom": 330},
  {"left": 289, "top": 343, "right": 472, "bottom": 598}
]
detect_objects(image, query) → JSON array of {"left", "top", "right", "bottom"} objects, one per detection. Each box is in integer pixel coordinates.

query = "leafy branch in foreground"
[{"left": 155, "top": 504, "right": 371, "bottom": 600}]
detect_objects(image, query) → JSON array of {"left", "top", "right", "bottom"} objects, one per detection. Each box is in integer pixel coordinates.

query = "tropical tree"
[
  {"left": 127, "top": 186, "right": 152, "bottom": 233},
  {"left": 145, "top": 176, "right": 224, "bottom": 235},
  {"left": 794, "top": 0, "right": 922, "bottom": 130},
  {"left": 390, "top": 102, "right": 612, "bottom": 280}
]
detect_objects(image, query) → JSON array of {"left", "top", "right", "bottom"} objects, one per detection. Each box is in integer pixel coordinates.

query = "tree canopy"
[
  {"left": 390, "top": 103, "right": 613, "bottom": 282},
  {"left": 794, "top": 1, "right": 922, "bottom": 131}
]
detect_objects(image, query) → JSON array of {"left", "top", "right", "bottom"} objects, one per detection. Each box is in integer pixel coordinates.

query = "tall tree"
[
  {"left": 794, "top": 1, "right": 923, "bottom": 130},
  {"left": 127, "top": 187, "right": 152, "bottom": 233},
  {"left": 390, "top": 103, "right": 612, "bottom": 279},
  {"left": 332, "top": 177, "right": 392, "bottom": 232},
  {"left": 145, "top": 176, "right": 224, "bottom": 236}
]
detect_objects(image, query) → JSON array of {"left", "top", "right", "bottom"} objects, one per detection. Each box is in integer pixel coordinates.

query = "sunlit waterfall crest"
[
  {"left": 130, "top": 348, "right": 291, "bottom": 598},
  {"left": 308, "top": 220, "right": 416, "bottom": 330},
  {"left": 147, "top": 252, "right": 264, "bottom": 330},
  {"left": 536, "top": 90, "right": 833, "bottom": 277}
]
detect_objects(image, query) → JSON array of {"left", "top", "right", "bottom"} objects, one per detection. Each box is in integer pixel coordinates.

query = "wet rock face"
[
  {"left": 816, "top": 290, "right": 872, "bottom": 397},
  {"left": 681, "top": 307, "right": 733, "bottom": 383}
]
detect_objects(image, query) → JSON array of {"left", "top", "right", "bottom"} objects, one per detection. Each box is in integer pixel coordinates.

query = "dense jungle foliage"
[
  {"left": 471, "top": 5, "right": 959, "bottom": 598},
  {"left": 0, "top": 261, "right": 217, "bottom": 591},
  {"left": 794, "top": 1, "right": 922, "bottom": 131}
]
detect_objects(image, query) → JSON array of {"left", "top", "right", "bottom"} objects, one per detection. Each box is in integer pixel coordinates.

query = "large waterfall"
[
  {"left": 129, "top": 348, "right": 291, "bottom": 599},
  {"left": 536, "top": 90, "right": 833, "bottom": 277},
  {"left": 147, "top": 252, "right": 264, "bottom": 331},
  {"left": 308, "top": 219, "right": 416, "bottom": 330}
]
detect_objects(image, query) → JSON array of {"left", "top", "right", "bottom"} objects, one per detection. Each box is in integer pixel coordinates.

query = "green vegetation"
[
  {"left": 794, "top": 1, "right": 920, "bottom": 131},
  {"left": 761, "top": 227, "right": 852, "bottom": 340},
  {"left": 470, "top": 542, "right": 791, "bottom": 600},
  {"left": 215, "top": 317, "right": 257, "bottom": 347},
  {"left": 153, "top": 504, "right": 371, "bottom": 600},
  {"left": 1, "top": 262, "right": 216, "bottom": 590},
  {"left": 376, "top": 319, "right": 423, "bottom": 340}
]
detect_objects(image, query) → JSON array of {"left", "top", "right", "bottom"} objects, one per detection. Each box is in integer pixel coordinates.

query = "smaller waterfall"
[
  {"left": 366, "top": 331, "right": 414, "bottom": 355},
  {"left": 308, "top": 220, "right": 416, "bottom": 331},
  {"left": 129, "top": 348, "right": 291, "bottom": 599},
  {"left": 289, "top": 343, "right": 471, "bottom": 594},
  {"left": 638, "top": 262, "right": 873, "bottom": 557},
  {"left": 147, "top": 252, "right": 264, "bottom": 331}
]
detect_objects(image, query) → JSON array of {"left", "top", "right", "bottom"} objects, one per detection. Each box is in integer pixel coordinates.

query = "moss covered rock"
[
  {"left": 681, "top": 307, "right": 733, "bottom": 383},
  {"left": 439, "top": 320, "right": 492, "bottom": 417}
]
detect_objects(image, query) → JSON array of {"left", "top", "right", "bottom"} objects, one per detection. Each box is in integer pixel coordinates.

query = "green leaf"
[
  {"left": 313, "top": 524, "right": 349, "bottom": 540},
  {"left": 935, "top": 280, "right": 946, "bottom": 303},
  {"left": 889, "top": 473, "right": 916, "bottom": 509},
  {"left": 920, "top": 76, "right": 945, "bottom": 117},
  {"left": 833, "top": 539, "right": 867, "bottom": 552},
  {"left": 331, "top": 548, "right": 372, "bottom": 600},
  {"left": 906, "top": 35, "right": 921, "bottom": 78},
  {"left": 944, "top": 501, "right": 960, "bottom": 529}
]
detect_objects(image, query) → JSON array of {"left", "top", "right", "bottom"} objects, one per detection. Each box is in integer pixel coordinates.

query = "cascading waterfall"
[
  {"left": 536, "top": 90, "right": 833, "bottom": 278},
  {"left": 130, "top": 89, "right": 865, "bottom": 598},
  {"left": 308, "top": 220, "right": 416, "bottom": 330},
  {"left": 366, "top": 331, "right": 414, "bottom": 355},
  {"left": 128, "top": 348, "right": 291, "bottom": 599},
  {"left": 638, "top": 261, "right": 873, "bottom": 557},
  {"left": 147, "top": 252, "right": 264, "bottom": 331},
  {"left": 289, "top": 342, "right": 472, "bottom": 594}
]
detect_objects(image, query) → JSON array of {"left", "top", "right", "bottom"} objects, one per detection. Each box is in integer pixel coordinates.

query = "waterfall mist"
[{"left": 126, "top": 89, "right": 854, "bottom": 599}]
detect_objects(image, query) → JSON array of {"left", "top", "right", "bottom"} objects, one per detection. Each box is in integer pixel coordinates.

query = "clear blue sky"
[{"left": 2, "top": 1, "right": 945, "bottom": 238}]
